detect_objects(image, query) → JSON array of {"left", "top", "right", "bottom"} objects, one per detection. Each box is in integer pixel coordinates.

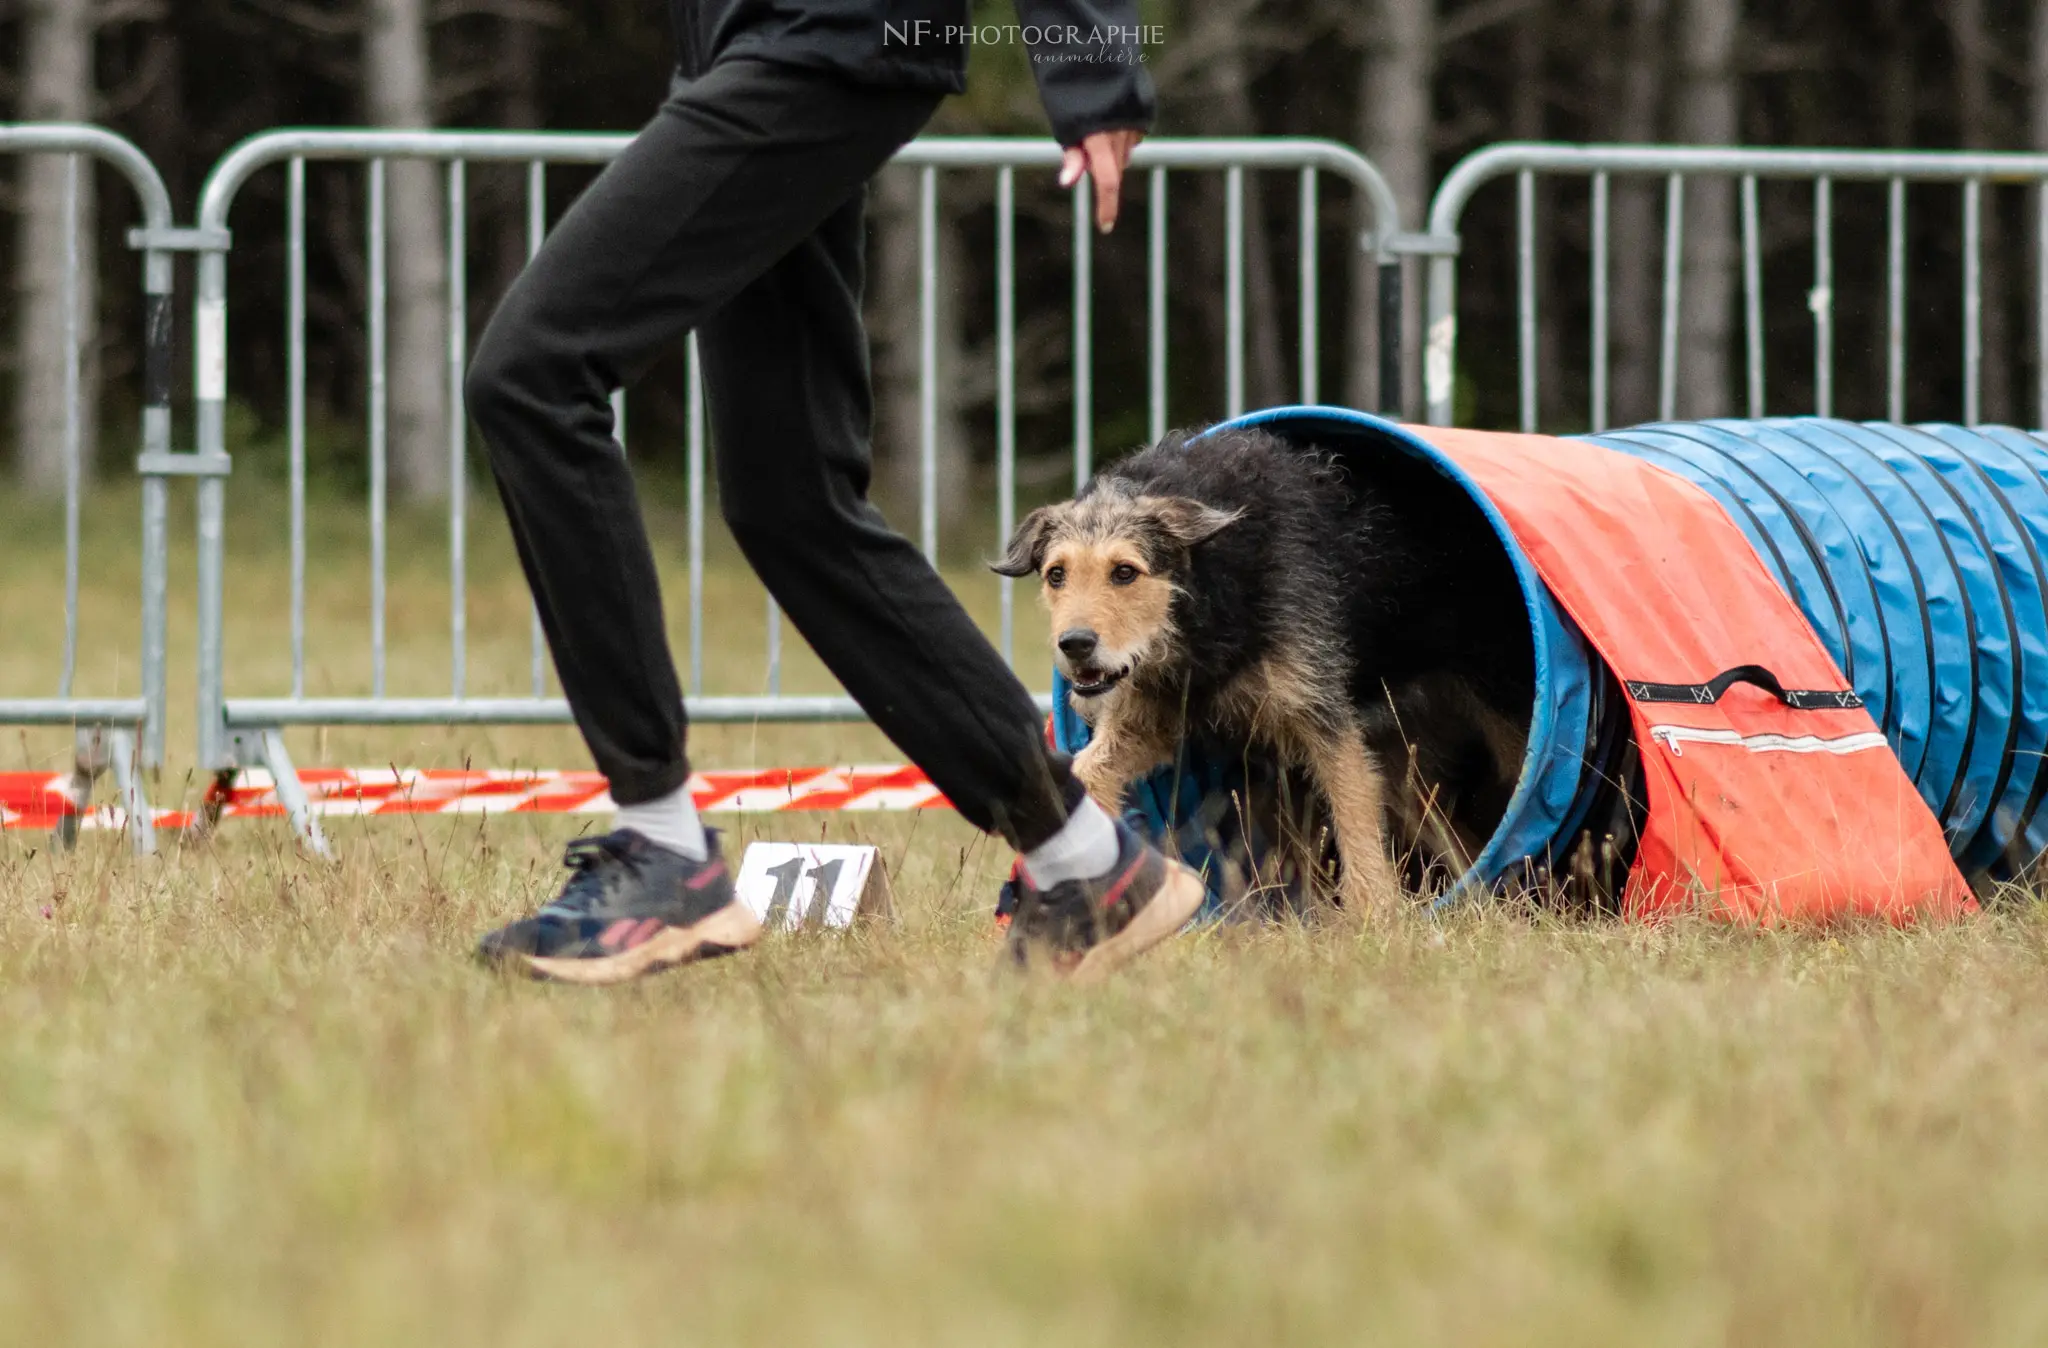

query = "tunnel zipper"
[{"left": 1647, "top": 725, "right": 1889, "bottom": 758}]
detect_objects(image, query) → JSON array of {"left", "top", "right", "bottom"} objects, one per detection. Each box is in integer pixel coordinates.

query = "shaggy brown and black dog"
[{"left": 993, "top": 424, "right": 1533, "bottom": 907}]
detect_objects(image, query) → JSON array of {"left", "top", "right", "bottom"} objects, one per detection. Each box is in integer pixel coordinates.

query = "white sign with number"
[{"left": 733, "top": 842, "right": 886, "bottom": 931}]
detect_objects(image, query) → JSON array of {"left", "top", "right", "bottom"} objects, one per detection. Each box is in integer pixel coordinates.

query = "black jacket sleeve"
[{"left": 1010, "top": 0, "right": 1157, "bottom": 146}]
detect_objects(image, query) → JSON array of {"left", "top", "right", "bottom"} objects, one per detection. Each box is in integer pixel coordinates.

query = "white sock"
[
  {"left": 1022, "top": 796, "right": 1121, "bottom": 887},
  {"left": 614, "top": 783, "right": 709, "bottom": 861}
]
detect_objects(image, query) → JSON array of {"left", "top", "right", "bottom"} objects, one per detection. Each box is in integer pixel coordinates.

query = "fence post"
[
  {"left": 1425, "top": 251, "right": 1457, "bottom": 427},
  {"left": 1379, "top": 260, "right": 1403, "bottom": 418},
  {"left": 139, "top": 242, "right": 172, "bottom": 774},
  {"left": 0, "top": 124, "right": 184, "bottom": 852},
  {"left": 195, "top": 237, "right": 232, "bottom": 777}
]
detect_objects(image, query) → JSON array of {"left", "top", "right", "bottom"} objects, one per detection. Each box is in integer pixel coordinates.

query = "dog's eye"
[
  {"left": 1045, "top": 565, "right": 1066, "bottom": 588},
  {"left": 1110, "top": 563, "right": 1140, "bottom": 586}
]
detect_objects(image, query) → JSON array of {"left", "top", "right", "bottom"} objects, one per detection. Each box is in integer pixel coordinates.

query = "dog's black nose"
[{"left": 1057, "top": 629, "right": 1099, "bottom": 662}]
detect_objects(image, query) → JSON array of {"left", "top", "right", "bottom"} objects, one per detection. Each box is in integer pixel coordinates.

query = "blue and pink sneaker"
[
  {"left": 1003, "top": 816, "right": 1207, "bottom": 977},
  {"left": 474, "top": 829, "right": 760, "bottom": 984}
]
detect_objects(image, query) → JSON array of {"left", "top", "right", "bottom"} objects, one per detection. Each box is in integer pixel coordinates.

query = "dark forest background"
[{"left": 2, "top": 0, "right": 2044, "bottom": 526}]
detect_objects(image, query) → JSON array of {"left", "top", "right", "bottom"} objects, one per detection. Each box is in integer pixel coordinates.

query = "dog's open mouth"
[{"left": 1068, "top": 665, "right": 1129, "bottom": 698}]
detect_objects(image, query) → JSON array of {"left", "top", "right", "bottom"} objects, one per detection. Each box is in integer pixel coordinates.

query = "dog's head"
[{"left": 990, "top": 485, "right": 1240, "bottom": 712}]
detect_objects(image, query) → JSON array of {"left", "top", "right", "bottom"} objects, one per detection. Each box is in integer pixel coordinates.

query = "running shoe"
[
  {"left": 1005, "top": 816, "right": 1207, "bottom": 978},
  {"left": 475, "top": 829, "right": 760, "bottom": 984}
]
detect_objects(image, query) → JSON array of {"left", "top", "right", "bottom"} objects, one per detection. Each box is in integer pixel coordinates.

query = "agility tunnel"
[{"left": 1051, "top": 409, "right": 2048, "bottom": 919}]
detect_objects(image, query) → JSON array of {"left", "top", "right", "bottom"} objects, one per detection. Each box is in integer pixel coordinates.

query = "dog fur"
[{"left": 993, "top": 424, "right": 1534, "bottom": 908}]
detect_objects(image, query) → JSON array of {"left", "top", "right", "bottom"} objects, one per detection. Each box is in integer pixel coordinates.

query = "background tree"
[
  {"left": 12, "top": 0, "right": 97, "bottom": 497},
  {"left": 1346, "top": 0, "right": 1434, "bottom": 413},
  {"left": 1674, "top": 0, "right": 1738, "bottom": 420},
  {"left": 1954, "top": 0, "right": 2010, "bottom": 424},
  {"left": 1608, "top": 0, "right": 1668, "bottom": 425},
  {"left": 364, "top": 0, "right": 449, "bottom": 502},
  {"left": 872, "top": 163, "right": 976, "bottom": 536},
  {"left": 2034, "top": 0, "right": 2048, "bottom": 425},
  {"left": 1167, "top": 0, "right": 1289, "bottom": 407}
]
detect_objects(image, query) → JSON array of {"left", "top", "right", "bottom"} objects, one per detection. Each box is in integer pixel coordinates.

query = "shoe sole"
[
  {"left": 521, "top": 901, "right": 765, "bottom": 986},
  {"left": 1065, "top": 860, "right": 1208, "bottom": 982}
]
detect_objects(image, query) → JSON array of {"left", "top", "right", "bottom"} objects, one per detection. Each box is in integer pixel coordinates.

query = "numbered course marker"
[{"left": 733, "top": 842, "right": 891, "bottom": 931}]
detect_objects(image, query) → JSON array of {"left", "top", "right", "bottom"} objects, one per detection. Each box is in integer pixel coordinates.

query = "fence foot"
[
  {"left": 106, "top": 730, "right": 156, "bottom": 856},
  {"left": 227, "top": 729, "right": 331, "bottom": 860},
  {"left": 52, "top": 727, "right": 157, "bottom": 856}
]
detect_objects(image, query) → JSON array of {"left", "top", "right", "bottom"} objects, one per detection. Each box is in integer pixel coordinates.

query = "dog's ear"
[
  {"left": 1146, "top": 496, "right": 1243, "bottom": 548},
  {"left": 990, "top": 505, "right": 1059, "bottom": 577}
]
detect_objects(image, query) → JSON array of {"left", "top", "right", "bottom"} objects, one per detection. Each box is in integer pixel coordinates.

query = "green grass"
[{"left": 5, "top": 483, "right": 2048, "bottom": 1345}]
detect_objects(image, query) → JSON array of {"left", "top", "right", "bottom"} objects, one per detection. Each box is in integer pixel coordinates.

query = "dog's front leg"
[
  {"left": 1072, "top": 715, "right": 1173, "bottom": 816},
  {"left": 1307, "top": 722, "right": 1402, "bottom": 916}
]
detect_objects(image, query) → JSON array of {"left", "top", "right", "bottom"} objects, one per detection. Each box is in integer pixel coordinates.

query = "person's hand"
[{"left": 1059, "top": 129, "right": 1144, "bottom": 233}]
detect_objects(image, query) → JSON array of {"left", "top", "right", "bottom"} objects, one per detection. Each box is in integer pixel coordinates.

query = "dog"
[{"left": 993, "top": 424, "right": 1533, "bottom": 909}]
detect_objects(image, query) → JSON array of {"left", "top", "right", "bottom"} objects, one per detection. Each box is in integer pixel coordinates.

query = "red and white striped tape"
[{"left": 0, "top": 765, "right": 948, "bottom": 833}]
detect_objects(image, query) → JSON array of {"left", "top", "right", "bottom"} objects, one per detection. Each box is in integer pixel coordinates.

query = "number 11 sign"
[{"left": 732, "top": 842, "right": 891, "bottom": 931}]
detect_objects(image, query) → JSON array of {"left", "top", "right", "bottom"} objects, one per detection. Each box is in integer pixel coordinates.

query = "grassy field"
[{"left": 6, "top": 482, "right": 2048, "bottom": 1345}]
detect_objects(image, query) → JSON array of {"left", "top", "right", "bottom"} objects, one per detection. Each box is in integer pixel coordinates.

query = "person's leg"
[
  {"left": 469, "top": 55, "right": 1201, "bottom": 979},
  {"left": 698, "top": 221, "right": 1205, "bottom": 971},
  {"left": 470, "top": 58, "right": 969, "bottom": 981},
  {"left": 697, "top": 193, "right": 1090, "bottom": 853},
  {"left": 465, "top": 58, "right": 938, "bottom": 820}
]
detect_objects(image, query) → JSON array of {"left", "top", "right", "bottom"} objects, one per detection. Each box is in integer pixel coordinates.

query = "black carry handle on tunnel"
[{"left": 1624, "top": 664, "right": 1865, "bottom": 712}]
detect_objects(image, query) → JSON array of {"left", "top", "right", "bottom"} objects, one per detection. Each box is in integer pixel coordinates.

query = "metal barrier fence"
[
  {"left": 0, "top": 123, "right": 187, "bottom": 854},
  {"left": 25, "top": 127, "right": 2048, "bottom": 853},
  {"left": 1423, "top": 142, "right": 2048, "bottom": 432},
  {"left": 188, "top": 132, "right": 1402, "bottom": 852}
]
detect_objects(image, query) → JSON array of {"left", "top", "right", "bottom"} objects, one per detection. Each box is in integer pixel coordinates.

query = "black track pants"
[{"left": 466, "top": 56, "right": 1078, "bottom": 851}]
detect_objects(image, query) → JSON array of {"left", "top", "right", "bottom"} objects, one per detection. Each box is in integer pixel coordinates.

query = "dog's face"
[{"left": 991, "top": 486, "right": 1239, "bottom": 716}]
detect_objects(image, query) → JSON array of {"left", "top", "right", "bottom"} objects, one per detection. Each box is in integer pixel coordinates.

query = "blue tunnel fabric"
[
  {"left": 1050, "top": 412, "right": 2048, "bottom": 905},
  {"left": 1803, "top": 422, "right": 2000, "bottom": 843},
  {"left": 1907, "top": 425, "right": 2048, "bottom": 874},
  {"left": 1590, "top": 418, "right": 2048, "bottom": 879}
]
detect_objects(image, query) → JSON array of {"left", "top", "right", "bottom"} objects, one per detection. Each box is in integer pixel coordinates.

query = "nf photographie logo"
[{"left": 883, "top": 20, "right": 1161, "bottom": 61}]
